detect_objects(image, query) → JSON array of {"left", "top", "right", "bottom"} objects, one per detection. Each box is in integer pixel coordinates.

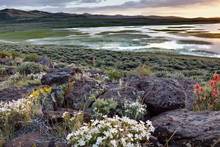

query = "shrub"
[
  {"left": 92, "top": 99, "right": 118, "bottom": 118},
  {"left": 0, "top": 67, "right": 7, "bottom": 76},
  {"left": 62, "top": 112, "right": 84, "bottom": 132},
  {"left": 193, "top": 73, "right": 220, "bottom": 111},
  {"left": 131, "top": 64, "right": 152, "bottom": 77},
  {"left": 23, "top": 54, "right": 39, "bottom": 62},
  {"left": 0, "top": 51, "right": 19, "bottom": 59},
  {"left": 106, "top": 69, "right": 124, "bottom": 81},
  {"left": 17, "top": 62, "right": 43, "bottom": 75},
  {"left": 66, "top": 116, "right": 155, "bottom": 147}
]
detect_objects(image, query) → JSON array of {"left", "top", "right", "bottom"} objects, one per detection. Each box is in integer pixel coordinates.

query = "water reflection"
[{"left": 27, "top": 23, "right": 220, "bottom": 58}]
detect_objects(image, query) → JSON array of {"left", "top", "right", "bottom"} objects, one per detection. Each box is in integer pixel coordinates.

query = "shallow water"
[{"left": 27, "top": 23, "right": 220, "bottom": 58}]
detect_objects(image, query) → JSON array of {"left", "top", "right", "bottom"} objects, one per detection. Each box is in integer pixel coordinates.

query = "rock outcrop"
[
  {"left": 152, "top": 109, "right": 220, "bottom": 147},
  {"left": 38, "top": 56, "right": 53, "bottom": 68},
  {"left": 5, "top": 132, "right": 67, "bottom": 147},
  {"left": 41, "top": 68, "right": 82, "bottom": 85},
  {"left": 0, "top": 87, "right": 34, "bottom": 102}
]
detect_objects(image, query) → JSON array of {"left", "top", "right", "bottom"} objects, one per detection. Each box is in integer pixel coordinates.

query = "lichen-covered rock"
[
  {"left": 152, "top": 109, "right": 220, "bottom": 147},
  {"left": 41, "top": 68, "right": 82, "bottom": 85}
]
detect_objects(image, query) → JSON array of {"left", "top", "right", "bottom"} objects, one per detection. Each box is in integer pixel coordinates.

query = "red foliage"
[
  {"left": 209, "top": 73, "right": 220, "bottom": 97},
  {"left": 194, "top": 83, "right": 204, "bottom": 96},
  {"left": 194, "top": 73, "right": 220, "bottom": 98}
]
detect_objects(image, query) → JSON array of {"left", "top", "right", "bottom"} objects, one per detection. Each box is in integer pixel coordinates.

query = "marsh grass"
[
  {"left": 177, "top": 40, "right": 212, "bottom": 45},
  {"left": 193, "top": 32, "right": 220, "bottom": 38},
  {"left": 0, "top": 29, "right": 72, "bottom": 41}
]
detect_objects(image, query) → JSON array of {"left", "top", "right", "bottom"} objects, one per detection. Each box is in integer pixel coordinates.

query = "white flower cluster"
[
  {"left": 125, "top": 101, "right": 146, "bottom": 113},
  {"left": 123, "top": 101, "right": 147, "bottom": 119},
  {"left": 27, "top": 72, "right": 46, "bottom": 80},
  {"left": 67, "top": 115, "right": 154, "bottom": 147},
  {"left": 0, "top": 92, "right": 38, "bottom": 114},
  {"left": 0, "top": 86, "right": 51, "bottom": 114},
  {"left": 0, "top": 98, "right": 27, "bottom": 112}
]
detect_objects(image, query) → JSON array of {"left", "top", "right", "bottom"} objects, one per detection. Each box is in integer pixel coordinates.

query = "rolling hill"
[{"left": 0, "top": 8, "right": 220, "bottom": 28}]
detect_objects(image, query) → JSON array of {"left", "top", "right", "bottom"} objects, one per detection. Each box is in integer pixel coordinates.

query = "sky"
[{"left": 0, "top": 0, "right": 220, "bottom": 17}]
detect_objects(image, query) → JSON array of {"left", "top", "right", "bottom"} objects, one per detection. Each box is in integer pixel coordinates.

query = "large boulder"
[
  {"left": 41, "top": 68, "right": 82, "bottom": 85},
  {"left": 152, "top": 109, "right": 220, "bottom": 147},
  {"left": 126, "top": 76, "right": 195, "bottom": 115}
]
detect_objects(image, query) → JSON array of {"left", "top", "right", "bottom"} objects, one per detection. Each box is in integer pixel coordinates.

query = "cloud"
[
  {"left": 75, "top": 0, "right": 212, "bottom": 11},
  {"left": 0, "top": 0, "right": 220, "bottom": 17},
  {"left": 67, "top": 0, "right": 220, "bottom": 15},
  {"left": 0, "top": 0, "right": 105, "bottom": 7},
  {"left": 123, "top": 0, "right": 209, "bottom": 8},
  {"left": 77, "top": 0, "right": 106, "bottom": 3}
]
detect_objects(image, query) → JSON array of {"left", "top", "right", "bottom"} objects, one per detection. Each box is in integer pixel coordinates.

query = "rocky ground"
[{"left": 0, "top": 51, "right": 220, "bottom": 147}]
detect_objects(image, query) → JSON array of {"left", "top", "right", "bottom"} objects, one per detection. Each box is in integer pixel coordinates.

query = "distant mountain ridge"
[{"left": 1, "top": 9, "right": 220, "bottom": 27}]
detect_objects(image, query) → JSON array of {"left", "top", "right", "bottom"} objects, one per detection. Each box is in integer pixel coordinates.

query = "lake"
[{"left": 24, "top": 23, "right": 220, "bottom": 58}]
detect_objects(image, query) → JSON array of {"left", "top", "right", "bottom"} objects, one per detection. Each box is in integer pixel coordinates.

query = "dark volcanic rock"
[
  {"left": 38, "top": 56, "right": 53, "bottom": 68},
  {"left": 0, "top": 87, "right": 34, "bottom": 102},
  {"left": 5, "top": 66, "right": 16, "bottom": 75},
  {"left": 142, "top": 78, "right": 186, "bottom": 115},
  {"left": 0, "top": 58, "right": 12, "bottom": 66},
  {"left": 41, "top": 68, "right": 82, "bottom": 85},
  {"left": 42, "top": 70, "right": 196, "bottom": 116},
  {"left": 5, "top": 132, "right": 67, "bottom": 147},
  {"left": 125, "top": 76, "right": 194, "bottom": 115},
  {"left": 177, "top": 79, "right": 196, "bottom": 110},
  {"left": 152, "top": 109, "right": 220, "bottom": 147},
  {"left": 43, "top": 108, "right": 91, "bottom": 123},
  {"left": 65, "top": 78, "right": 103, "bottom": 110}
]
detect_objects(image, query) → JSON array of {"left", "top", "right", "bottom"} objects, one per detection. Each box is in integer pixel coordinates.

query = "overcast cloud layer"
[{"left": 0, "top": 0, "right": 220, "bottom": 17}]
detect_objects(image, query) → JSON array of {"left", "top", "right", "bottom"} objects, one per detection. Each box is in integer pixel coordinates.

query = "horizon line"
[{"left": 1, "top": 8, "right": 220, "bottom": 19}]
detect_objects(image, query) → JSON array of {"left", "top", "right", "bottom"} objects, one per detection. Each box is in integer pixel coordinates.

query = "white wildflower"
[{"left": 66, "top": 116, "right": 154, "bottom": 147}]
